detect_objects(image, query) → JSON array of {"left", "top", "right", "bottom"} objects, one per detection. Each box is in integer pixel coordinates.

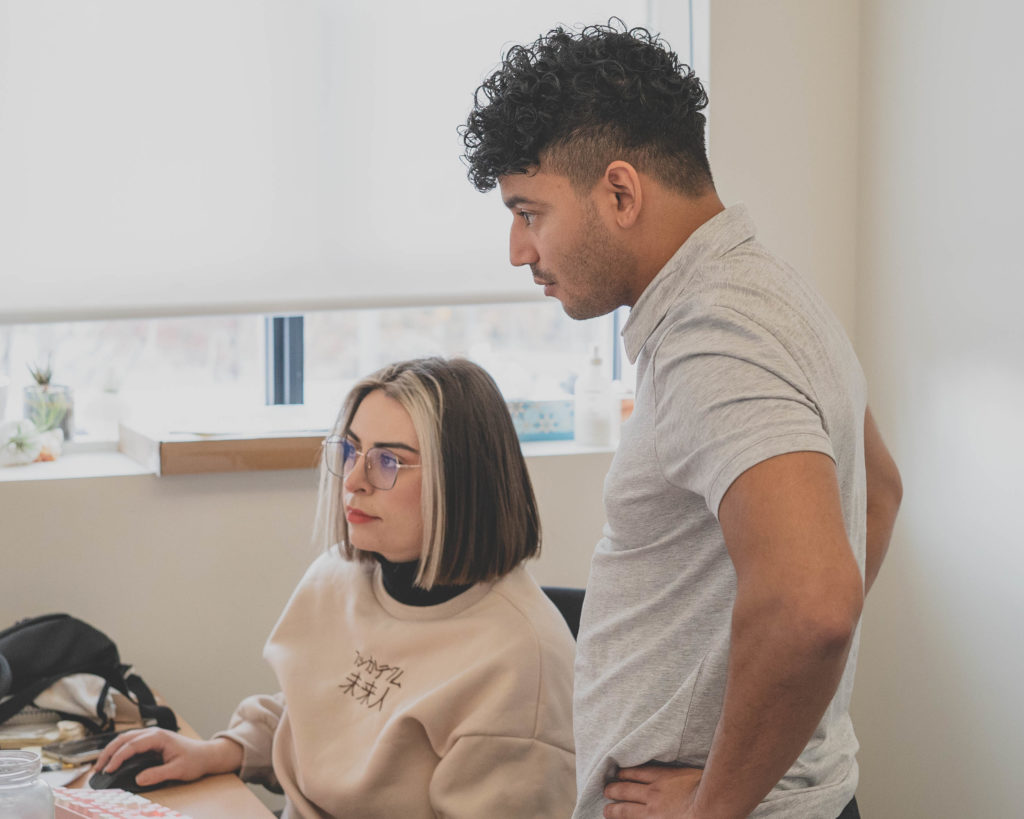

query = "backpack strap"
[
  {"left": 123, "top": 671, "right": 178, "bottom": 732},
  {"left": 49, "top": 708, "right": 108, "bottom": 735}
]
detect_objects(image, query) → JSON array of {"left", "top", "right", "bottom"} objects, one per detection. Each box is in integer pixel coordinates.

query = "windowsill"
[
  {"left": 0, "top": 442, "right": 151, "bottom": 483},
  {"left": 0, "top": 430, "right": 616, "bottom": 484}
]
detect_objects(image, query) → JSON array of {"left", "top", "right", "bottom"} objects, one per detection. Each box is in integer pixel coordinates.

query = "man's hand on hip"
[{"left": 603, "top": 765, "right": 702, "bottom": 818}]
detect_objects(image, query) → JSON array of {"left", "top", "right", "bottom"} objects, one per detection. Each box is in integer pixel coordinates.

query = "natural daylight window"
[
  {"left": 0, "top": 305, "right": 616, "bottom": 443},
  {"left": 0, "top": 316, "right": 264, "bottom": 441},
  {"left": 0, "top": 0, "right": 696, "bottom": 451}
]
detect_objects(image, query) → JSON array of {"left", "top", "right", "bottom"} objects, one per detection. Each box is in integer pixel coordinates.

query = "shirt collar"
[{"left": 621, "top": 203, "right": 756, "bottom": 363}]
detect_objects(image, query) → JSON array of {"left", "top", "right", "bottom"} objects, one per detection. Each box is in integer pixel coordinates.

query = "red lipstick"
[{"left": 346, "top": 507, "right": 377, "bottom": 524}]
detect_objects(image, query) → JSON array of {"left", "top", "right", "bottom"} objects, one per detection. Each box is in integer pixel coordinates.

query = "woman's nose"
[{"left": 343, "top": 452, "right": 371, "bottom": 493}]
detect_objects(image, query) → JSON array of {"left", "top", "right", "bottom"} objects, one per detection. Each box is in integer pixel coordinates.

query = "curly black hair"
[{"left": 460, "top": 20, "right": 712, "bottom": 194}]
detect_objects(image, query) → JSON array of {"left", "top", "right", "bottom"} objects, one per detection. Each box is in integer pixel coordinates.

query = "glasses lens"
[
  {"left": 367, "top": 447, "right": 399, "bottom": 490},
  {"left": 340, "top": 439, "right": 359, "bottom": 477},
  {"left": 324, "top": 439, "right": 344, "bottom": 477}
]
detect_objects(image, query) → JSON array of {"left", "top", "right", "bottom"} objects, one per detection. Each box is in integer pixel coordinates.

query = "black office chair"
[{"left": 542, "top": 586, "right": 586, "bottom": 640}]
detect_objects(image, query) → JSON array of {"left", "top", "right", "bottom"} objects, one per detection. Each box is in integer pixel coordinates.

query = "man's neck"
[{"left": 629, "top": 190, "right": 726, "bottom": 304}]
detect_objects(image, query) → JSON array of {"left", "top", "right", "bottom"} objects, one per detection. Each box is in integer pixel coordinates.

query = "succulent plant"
[
  {"left": 24, "top": 356, "right": 71, "bottom": 435},
  {"left": 27, "top": 357, "right": 53, "bottom": 386}
]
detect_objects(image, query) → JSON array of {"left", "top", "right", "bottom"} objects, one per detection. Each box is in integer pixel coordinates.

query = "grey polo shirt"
[{"left": 572, "top": 205, "right": 867, "bottom": 818}]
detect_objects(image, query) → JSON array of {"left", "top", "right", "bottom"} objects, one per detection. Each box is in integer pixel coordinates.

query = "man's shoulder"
[{"left": 652, "top": 242, "right": 845, "bottom": 363}]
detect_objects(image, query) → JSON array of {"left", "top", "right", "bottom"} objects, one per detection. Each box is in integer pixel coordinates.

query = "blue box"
[{"left": 507, "top": 399, "right": 574, "bottom": 442}]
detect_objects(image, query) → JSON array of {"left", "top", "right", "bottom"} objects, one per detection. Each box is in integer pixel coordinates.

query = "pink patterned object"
[{"left": 52, "top": 786, "right": 192, "bottom": 819}]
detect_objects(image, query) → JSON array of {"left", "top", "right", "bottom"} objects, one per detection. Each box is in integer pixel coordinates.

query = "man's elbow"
[
  {"left": 882, "top": 462, "right": 903, "bottom": 513},
  {"left": 796, "top": 569, "right": 864, "bottom": 657},
  {"left": 870, "top": 453, "right": 904, "bottom": 521},
  {"left": 816, "top": 597, "right": 862, "bottom": 657}
]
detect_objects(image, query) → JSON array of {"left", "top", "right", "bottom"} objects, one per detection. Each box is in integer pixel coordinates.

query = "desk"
[
  {"left": 120, "top": 771, "right": 275, "bottom": 819},
  {"left": 70, "top": 718, "right": 274, "bottom": 819}
]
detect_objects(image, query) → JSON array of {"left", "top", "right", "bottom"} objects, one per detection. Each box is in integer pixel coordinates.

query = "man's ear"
[{"left": 602, "top": 161, "right": 642, "bottom": 229}]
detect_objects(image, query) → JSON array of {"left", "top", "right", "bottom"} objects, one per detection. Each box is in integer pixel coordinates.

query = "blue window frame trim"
[{"left": 266, "top": 315, "right": 304, "bottom": 405}]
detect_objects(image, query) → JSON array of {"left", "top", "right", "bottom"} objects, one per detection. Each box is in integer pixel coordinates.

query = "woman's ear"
[{"left": 601, "top": 161, "right": 643, "bottom": 229}]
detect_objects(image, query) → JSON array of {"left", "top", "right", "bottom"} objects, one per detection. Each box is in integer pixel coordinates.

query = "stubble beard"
[{"left": 557, "top": 208, "right": 638, "bottom": 321}]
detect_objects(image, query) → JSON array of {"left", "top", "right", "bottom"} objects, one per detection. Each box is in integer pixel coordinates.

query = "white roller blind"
[{"left": 0, "top": 0, "right": 650, "bottom": 323}]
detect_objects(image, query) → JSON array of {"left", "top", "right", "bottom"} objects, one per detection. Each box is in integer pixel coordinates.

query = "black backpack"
[{"left": 0, "top": 613, "right": 178, "bottom": 734}]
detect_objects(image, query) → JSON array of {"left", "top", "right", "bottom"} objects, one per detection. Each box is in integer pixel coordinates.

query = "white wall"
[{"left": 855, "top": 1, "right": 1024, "bottom": 815}]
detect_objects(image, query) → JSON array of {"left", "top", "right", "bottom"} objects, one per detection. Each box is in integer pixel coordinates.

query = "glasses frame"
[{"left": 322, "top": 435, "right": 422, "bottom": 490}]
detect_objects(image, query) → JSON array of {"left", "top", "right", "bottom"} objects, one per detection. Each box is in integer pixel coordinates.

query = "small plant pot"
[{"left": 23, "top": 383, "right": 74, "bottom": 441}]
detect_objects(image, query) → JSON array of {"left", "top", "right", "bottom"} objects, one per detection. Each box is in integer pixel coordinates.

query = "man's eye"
[{"left": 519, "top": 211, "right": 535, "bottom": 226}]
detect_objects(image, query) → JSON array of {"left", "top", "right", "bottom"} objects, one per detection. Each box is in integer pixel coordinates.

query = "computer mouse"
[{"left": 88, "top": 749, "right": 178, "bottom": 793}]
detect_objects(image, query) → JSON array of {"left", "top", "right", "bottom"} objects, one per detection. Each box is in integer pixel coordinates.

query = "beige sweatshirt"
[{"left": 217, "top": 551, "right": 576, "bottom": 818}]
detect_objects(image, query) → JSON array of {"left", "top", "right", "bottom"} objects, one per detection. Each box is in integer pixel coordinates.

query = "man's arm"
[
  {"left": 863, "top": 406, "right": 902, "bottom": 594},
  {"left": 605, "top": 451, "right": 863, "bottom": 819}
]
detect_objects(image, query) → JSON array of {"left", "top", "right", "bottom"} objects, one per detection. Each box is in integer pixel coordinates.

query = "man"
[{"left": 461, "top": 21, "right": 902, "bottom": 819}]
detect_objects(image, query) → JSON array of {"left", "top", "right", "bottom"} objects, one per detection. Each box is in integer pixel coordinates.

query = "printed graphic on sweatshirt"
[{"left": 339, "top": 650, "right": 404, "bottom": 711}]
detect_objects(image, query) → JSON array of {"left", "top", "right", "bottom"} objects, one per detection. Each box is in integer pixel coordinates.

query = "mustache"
[{"left": 530, "top": 265, "right": 554, "bottom": 284}]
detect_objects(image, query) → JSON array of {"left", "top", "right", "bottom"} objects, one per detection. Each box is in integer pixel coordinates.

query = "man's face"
[{"left": 498, "top": 169, "right": 638, "bottom": 320}]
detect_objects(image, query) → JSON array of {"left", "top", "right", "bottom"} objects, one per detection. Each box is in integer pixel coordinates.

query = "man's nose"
[{"left": 509, "top": 224, "right": 539, "bottom": 267}]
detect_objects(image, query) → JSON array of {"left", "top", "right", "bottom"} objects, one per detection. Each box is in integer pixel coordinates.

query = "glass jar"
[
  {"left": 23, "top": 383, "right": 75, "bottom": 442},
  {"left": 0, "top": 750, "right": 55, "bottom": 819}
]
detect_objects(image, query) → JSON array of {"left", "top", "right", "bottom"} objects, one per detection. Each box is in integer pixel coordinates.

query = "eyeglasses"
[{"left": 322, "top": 436, "right": 421, "bottom": 490}]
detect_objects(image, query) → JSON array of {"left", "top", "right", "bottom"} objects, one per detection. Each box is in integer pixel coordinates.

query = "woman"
[{"left": 94, "top": 357, "right": 576, "bottom": 818}]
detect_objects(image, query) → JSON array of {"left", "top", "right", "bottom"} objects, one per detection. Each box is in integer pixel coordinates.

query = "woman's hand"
[{"left": 92, "top": 728, "right": 243, "bottom": 788}]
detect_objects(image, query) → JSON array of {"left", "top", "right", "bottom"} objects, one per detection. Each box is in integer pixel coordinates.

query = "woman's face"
[{"left": 342, "top": 389, "right": 424, "bottom": 563}]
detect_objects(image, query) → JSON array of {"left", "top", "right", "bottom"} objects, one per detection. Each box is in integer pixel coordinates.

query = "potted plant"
[{"left": 23, "top": 358, "right": 74, "bottom": 442}]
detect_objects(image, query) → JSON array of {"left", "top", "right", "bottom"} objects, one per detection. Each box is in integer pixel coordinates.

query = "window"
[
  {"left": 0, "top": 316, "right": 264, "bottom": 440},
  {"left": 0, "top": 304, "right": 614, "bottom": 442},
  {"left": 1, "top": 1, "right": 697, "bottom": 448},
  {"left": 304, "top": 302, "right": 615, "bottom": 408}
]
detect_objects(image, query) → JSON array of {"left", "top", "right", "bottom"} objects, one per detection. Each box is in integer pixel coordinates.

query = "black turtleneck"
[{"left": 374, "top": 555, "right": 471, "bottom": 606}]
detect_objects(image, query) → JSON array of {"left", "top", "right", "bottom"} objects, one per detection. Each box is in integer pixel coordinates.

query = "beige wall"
[
  {"left": 708, "top": 1, "right": 860, "bottom": 337},
  {"left": 0, "top": 451, "right": 608, "bottom": 740},
  {"left": 0, "top": 451, "right": 606, "bottom": 812}
]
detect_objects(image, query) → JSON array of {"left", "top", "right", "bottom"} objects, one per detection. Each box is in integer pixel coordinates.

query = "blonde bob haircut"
[{"left": 315, "top": 357, "right": 541, "bottom": 589}]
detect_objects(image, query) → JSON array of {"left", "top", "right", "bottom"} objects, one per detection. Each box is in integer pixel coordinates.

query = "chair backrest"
[{"left": 541, "top": 586, "right": 585, "bottom": 640}]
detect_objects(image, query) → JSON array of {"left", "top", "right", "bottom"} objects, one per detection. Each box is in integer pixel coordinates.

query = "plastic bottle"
[
  {"left": 574, "top": 346, "right": 614, "bottom": 447},
  {"left": 0, "top": 750, "right": 55, "bottom": 818}
]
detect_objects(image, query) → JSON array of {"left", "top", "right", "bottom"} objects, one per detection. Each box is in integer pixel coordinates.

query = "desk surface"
[
  {"left": 70, "top": 720, "right": 275, "bottom": 819},
  {"left": 130, "top": 771, "right": 275, "bottom": 819}
]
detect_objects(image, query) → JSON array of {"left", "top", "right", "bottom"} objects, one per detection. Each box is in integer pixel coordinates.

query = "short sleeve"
[
  {"left": 429, "top": 734, "right": 576, "bottom": 819},
  {"left": 652, "top": 306, "right": 834, "bottom": 515}
]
